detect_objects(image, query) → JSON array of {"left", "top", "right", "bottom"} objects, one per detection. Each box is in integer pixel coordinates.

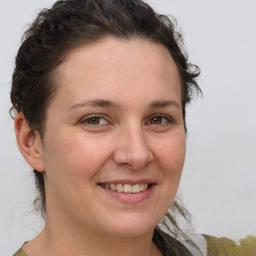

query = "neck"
[{"left": 23, "top": 216, "right": 162, "bottom": 256}]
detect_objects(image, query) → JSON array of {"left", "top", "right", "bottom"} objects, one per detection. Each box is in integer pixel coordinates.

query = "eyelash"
[{"left": 79, "top": 114, "right": 174, "bottom": 128}]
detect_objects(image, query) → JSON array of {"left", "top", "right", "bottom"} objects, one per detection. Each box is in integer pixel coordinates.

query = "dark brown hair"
[{"left": 10, "top": 0, "right": 201, "bottom": 255}]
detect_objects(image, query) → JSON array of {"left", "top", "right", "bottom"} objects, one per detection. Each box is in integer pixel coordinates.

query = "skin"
[{"left": 15, "top": 37, "right": 186, "bottom": 256}]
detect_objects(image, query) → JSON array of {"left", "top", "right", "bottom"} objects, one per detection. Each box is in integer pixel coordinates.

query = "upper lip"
[{"left": 98, "top": 179, "right": 156, "bottom": 185}]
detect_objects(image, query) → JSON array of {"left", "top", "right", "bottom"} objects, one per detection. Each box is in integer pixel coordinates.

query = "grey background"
[{"left": 0, "top": 0, "right": 255, "bottom": 255}]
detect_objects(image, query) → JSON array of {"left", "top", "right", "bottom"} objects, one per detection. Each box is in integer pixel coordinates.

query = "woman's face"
[{"left": 40, "top": 37, "right": 186, "bottom": 238}]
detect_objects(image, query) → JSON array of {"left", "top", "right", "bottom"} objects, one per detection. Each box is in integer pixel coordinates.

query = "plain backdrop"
[{"left": 0, "top": 0, "right": 255, "bottom": 255}]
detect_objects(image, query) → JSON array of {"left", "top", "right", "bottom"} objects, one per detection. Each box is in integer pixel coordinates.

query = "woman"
[{"left": 10, "top": 0, "right": 256, "bottom": 255}]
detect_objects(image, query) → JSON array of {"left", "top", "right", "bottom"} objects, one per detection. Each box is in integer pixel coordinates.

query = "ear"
[{"left": 14, "top": 112, "right": 45, "bottom": 172}]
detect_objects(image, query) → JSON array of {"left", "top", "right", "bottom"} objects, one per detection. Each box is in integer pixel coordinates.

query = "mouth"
[
  {"left": 97, "top": 181, "right": 156, "bottom": 203},
  {"left": 98, "top": 183, "right": 153, "bottom": 194}
]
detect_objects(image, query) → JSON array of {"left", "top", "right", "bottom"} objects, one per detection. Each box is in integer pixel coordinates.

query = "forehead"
[{"left": 51, "top": 37, "right": 181, "bottom": 109}]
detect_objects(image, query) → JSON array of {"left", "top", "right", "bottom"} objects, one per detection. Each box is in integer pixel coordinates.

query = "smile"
[
  {"left": 99, "top": 183, "right": 151, "bottom": 193},
  {"left": 97, "top": 181, "right": 156, "bottom": 203}
]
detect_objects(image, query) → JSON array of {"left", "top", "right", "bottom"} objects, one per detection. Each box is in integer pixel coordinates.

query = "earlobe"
[{"left": 14, "top": 113, "right": 45, "bottom": 172}]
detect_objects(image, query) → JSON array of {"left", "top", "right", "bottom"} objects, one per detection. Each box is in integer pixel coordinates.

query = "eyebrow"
[
  {"left": 69, "top": 99, "right": 181, "bottom": 111},
  {"left": 149, "top": 100, "right": 181, "bottom": 109},
  {"left": 69, "top": 99, "right": 121, "bottom": 111}
]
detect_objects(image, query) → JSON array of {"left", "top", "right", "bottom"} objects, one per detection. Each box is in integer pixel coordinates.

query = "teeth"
[
  {"left": 102, "top": 183, "right": 150, "bottom": 193},
  {"left": 124, "top": 184, "right": 132, "bottom": 193},
  {"left": 110, "top": 184, "right": 116, "bottom": 191},
  {"left": 116, "top": 184, "right": 124, "bottom": 192},
  {"left": 132, "top": 184, "right": 140, "bottom": 193}
]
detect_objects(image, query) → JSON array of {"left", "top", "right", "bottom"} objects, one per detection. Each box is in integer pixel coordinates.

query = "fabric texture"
[
  {"left": 13, "top": 248, "right": 27, "bottom": 256},
  {"left": 202, "top": 234, "right": 256, "bottom": 256}
]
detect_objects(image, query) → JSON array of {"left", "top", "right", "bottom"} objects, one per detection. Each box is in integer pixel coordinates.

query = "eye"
[
  {"left": 80, "top": 115, "right": 109, "bottom": 126},
  {"left": 147, "top": 115, "right": 173, "bottom": 126}
]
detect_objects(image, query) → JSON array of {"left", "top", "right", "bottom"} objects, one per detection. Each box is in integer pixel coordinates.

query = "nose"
[{"left": 112, "top": 126, "right": 153, "bottom": 170}]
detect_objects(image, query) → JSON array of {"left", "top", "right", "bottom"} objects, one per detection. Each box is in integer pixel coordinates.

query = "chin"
[{"left": 97, "top": 214, "right": 159, "bottom": 239}]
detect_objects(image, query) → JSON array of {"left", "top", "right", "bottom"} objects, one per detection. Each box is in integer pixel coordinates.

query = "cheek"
[
  {"left": 155, "top": 133, "right": 186, "bottom": 175},
  {"left": 43, "top": 131, "right": 111, "bottom": 182},
  {"left": 42, "top": 132, "right": 111, "bottom": 210},
  {"left": 149, "top": 134, "right": 186, "bottom": 219}
]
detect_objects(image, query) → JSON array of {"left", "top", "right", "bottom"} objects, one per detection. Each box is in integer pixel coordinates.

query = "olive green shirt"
[
  {"left": 13, "top": 248, "right": 27, "bottom": 256},
  {"left": 203, "top": 235, "right": 256, "bottom": 256},
  {"left": 13, "top": 235, "right": 256, "bottom": 256}
]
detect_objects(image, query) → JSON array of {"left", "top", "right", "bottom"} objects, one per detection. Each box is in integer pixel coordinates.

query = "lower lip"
[{"left": 98, "top": 185, "right": 155, "bottom": 204}]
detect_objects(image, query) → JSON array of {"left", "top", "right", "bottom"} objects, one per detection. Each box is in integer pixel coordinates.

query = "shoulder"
[
  {"left": 202, "top": 234, "right": 256, "bottom": 256},
  {"left": 12, "top": 234, "right": 256, "bottom": 256},
  {"left": 176, "top": 233, "right": 256, "bottom": 256}
]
